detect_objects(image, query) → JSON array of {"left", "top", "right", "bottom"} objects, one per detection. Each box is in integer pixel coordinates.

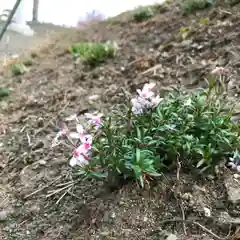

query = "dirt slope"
[{"left": 0, "top": 1, "right": 240, "bottom": 239}]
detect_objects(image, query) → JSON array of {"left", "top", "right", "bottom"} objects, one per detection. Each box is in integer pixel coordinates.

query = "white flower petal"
[
  {"left": 76, "top": 155, "right": 89, "bottom": 165},
  {"left": 136, "top": 89, "right": 142, "bottom": 96},
  {"left": 143, "top": 83, "right": 155, "bottom": 91},
  {"left": 69, "top": 157, "right": 78, "bottom": 167},
  {"left": 84, "top": 134, "right": 93, "bottom": 144},
  {"left": 131, "top": 98, "right": 138, "bottom": 105},
  {"left": 76, "top": 124, "right": 84, "bottom": 134},
  {"left": 151, "top": 95, "right": 163, "bottom": 106},
  {"left": 227, "top": 162, "right": 235, "bottom": 167}
]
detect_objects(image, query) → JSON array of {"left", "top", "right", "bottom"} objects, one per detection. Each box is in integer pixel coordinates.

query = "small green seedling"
[{"left": 199, "top": 17, "right": 209, "bottom": 24}]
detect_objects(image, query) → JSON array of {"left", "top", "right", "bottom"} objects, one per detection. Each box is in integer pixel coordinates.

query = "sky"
[{"left": 0, "top": 0, "right": 165, "bottom": 27}]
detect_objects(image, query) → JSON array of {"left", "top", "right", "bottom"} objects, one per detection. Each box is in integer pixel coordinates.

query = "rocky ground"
[{"left": 0, "top": 1, "right": 240, "bottom": 239}]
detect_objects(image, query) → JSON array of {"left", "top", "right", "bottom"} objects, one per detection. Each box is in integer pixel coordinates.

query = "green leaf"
[
  {"left": 146, "top": 170, "right": 161, "bottom": 177},
  {"left": 136, "top": 148, "right": 141, "bottom": 163},
  {"left": 138, "top": 175, "right": 144, "bottom": 187},
  {"left": 89, "top": 171, "right": 107, "bottom": 178},
  {"left": 136, "top": 127, "right": 141, "bottom": 138},
  {"left": 196, "top": 159, "right": 205, "bottom": 168},
  {"left": 0, "top": 88, "right": 9, "bottom": 99}
]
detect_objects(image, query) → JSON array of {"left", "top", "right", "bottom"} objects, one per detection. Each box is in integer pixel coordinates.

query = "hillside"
[{"left": 0, "top": 1, "right": 240, "bottom": 239}]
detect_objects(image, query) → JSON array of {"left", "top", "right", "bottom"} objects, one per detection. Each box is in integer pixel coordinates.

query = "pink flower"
[
  {"left": 70, "top": 148, "right": 89, "bottom": 167},
  {"left": 143, "top": 83, "right": 156, "bottom": 91},
  {"left": 151, "top": 95, "right": 163, "bottom": 107},
  {"left": 136, "top": 83, "right": 155, "bottom": 99},
  {"left": 69, "top": 135, "right": 93, "bottom": 167},
  {"left": 74, "top": 142, "right": 90, "bottom": 155},
  {"left": 85, "top": 113, "right": 103, "bottom": 129},
  {"left": 212, "top": 67, "right": 226, "bottom": 74},
  {"left": 79, "top": 134, "right": 93, "bottom": 151}
]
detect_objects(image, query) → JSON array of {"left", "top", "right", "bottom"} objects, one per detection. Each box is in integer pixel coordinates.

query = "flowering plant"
[
  {"left": 52, "top": 68, "right": 240, "bottom": 187},
  {"left": 52, "top": 112, "right": 103, "bottom": 167}
]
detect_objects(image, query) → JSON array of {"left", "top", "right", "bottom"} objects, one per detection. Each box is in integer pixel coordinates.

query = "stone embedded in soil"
[
  {"left": 99, "top": 231, "right": 110, "bottom": 236},
  {"left": 0, "top": 210, "right": 9, "bottom": 221},
  {"left": 224, "top": 174, "right": 240, "bottom": 204},
  {"left": 157, "top": 231, "right": 178, "bottom": 240},
  {"left": 166, "top": 233, "right": 177, "bottom": 240}
]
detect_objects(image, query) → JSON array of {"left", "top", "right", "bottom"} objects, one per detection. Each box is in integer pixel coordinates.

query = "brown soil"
[{"left": 0, "top": 1, "right": 240, "bottom": 239}]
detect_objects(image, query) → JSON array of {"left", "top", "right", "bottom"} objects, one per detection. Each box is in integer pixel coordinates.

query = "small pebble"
[
  {"left": 0, "top": 210, "right": 8, "bottom": 221},
  {"left": 181, "top": 192, "right": 192, "bottom": 200},
  {"left": 207, "top": 174, "right": 215, "bottom": 180},
  {"left": 166, "top": 234, "right": 178, "bottom": 240},
  {"left": 203, "top": 207, "right": 211, "bottom": 217},
  {"left": 38, "top": 160, "right": 46, "bottom": 165},
  {"left": 100, "top": 231, "right": 110, "bottom": 236},
  {"left": 88, "top": 94, "right": 100, "bottom": 101}
]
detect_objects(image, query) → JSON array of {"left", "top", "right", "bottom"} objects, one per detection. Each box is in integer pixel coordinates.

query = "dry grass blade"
[{"left": 24, "top": 176, "right": 62, "bottom": 199}]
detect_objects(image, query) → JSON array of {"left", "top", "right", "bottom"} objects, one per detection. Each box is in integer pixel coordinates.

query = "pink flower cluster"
[
  {"left": 52, "top": 112, "right": 103, "bottom": 167},
  {"left": 211, "top": 67, "right": 226, "bottom": 74},
  {"left": 131, "top": 83, "right": 163, "bottom": 115}
]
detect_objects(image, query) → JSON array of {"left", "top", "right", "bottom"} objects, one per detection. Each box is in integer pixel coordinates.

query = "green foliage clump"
[
  {"left": 0, "top": 87, "right": 9, "bottom": 99},
  {"left": 11, "top": 63, "right": 28, "bottom": 76},
  {"left": 133, "top": 6, "right": 155, "bottom": 22},
  {"left": 227, "top": 0, "right": 240, "bottom": 6},
  {"left": 70, "top": 42, "right": 117, "bottom": 66},
  {"left": 79, "top": 80, "right": 240, "bottom": 187},
  {"left": 182, "top": 0, "right": 215, "bottom": 14}
]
